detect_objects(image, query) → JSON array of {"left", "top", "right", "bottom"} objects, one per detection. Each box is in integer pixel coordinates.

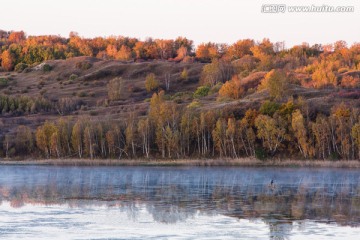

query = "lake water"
[{"left": 0, "top": 166, "right": 360, "bottom": 239}]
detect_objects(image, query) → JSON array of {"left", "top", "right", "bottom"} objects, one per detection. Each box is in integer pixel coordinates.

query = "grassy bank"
[{"left": 0, "top": 158, "right": 360, "bottom": 168}]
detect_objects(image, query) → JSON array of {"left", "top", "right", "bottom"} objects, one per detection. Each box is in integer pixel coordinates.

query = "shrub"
[
  {"left": 180, "top": 68, "right": 188, "bottom": 81},
  {"left": 69, "top": 74, "right": 78, "bottom": 81},
  {"left": 255, "top": 147, "right": 267, "bottom": 160},
  {"left": 42, "top": 64, "right": 52, "bottom": 72},
  {"left": 78, "top": 91, "right": 88, "bottom": 97},
  {"left": 193, "top": 86, "right": 210, "bottom": 98},
  {"left": 209, "top": 82, "right": 223, "bottom": 95},
  {"left": 40, "top": 89, "right": 47, "bottom": 95},
  {"left": 187, "top": 100, "right": 201, "bottom": 109},
  {"left": 89, "top": 110, "right": 98, "bottom": 116},
  {"left": 0, "top": 78, "right": 8, "bottom": 88},
  {"left": 14, "top": 63, "right": 28, "bottom": 72},
  {"left": 259, "top": 100, "right": 280, "bottom": 117},
  {"left": 75, "top": 61, "right": 92, "bottom": 70}
]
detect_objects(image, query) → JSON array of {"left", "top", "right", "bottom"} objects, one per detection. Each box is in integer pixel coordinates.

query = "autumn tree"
[
  {"left": 125, "top": 112, "right": 137, "bottom": 157},
  {"left": 8, "top": 31, "right": 25, "bottom": 43},
  {"left": 311, "top": 115, "right": 331, "bottom": 159},
  {"left": 3, "top": 134, "right": 12, "bottom": 158},
  {"left": 155, "top": 39, "right": 174, "bottom": 60},
  {"left": 200, "top": 60, "right": 221, "bottom": 86},
  {"left": 352, "top": 123, "right": 360, "bottom": 159},
  {"left": 196, "top": 42, "right": 219, "bottom": 62},
  {"left": 226, "top": 118, "right": 238, "bottom": 158},
  {"left": 57, "top": 118, "right": 72, "bottom": 156},
  {"left": 116, "top": 45, "right": 133, "bottom": 61},
  {"left": 227, "top": 39, "right": 255, "bottom": 60},
  {"left": 255, "top": 114, "right": 286, "bottom": 155},
  {"left": 180, "top": 110, "right": 193, "bottom": 156},
  {"left": 15, "top": 125, "right": 34, "bottom": 155},
  {"left": 138, "top": 118, "right": 150, "bottom": 158},
  {"left": 71, "top": 120, "right": 83, "bottom": 158},
  {"left": 311, "top": 60, "right": 338, "bottom": 88},
  {"left": 219, "top": 75, "right": 244, "bottom": 99},
  {"left": 1, "top": 50, "right": 15, "bottom": 71},
  {"left": 145, "top": 73, "right": 159, "bottom": 92},
  {"left": 107, "top": 77, "right": 123, "bottom": 100},
  {"left": 50, "top": 129, "right": 60, "bottom": 158},
  {"left": 212, "top": 118, "right": 227, "bottom": 157},
  {"left": 291, "top": 110, "right": 314, "bottom": 158},
  {"left": 176, "top": 46, "right": 188, "bottom": 61},
  {"left": 83, "top": 124, "right": 94, "bottom": 159},
  {"left": 258, "top": 69, "right": 288, "bottom": 100},
  {"left": 250, "top": 38, "right": 275, "bottom": 70},
  {"left": 106, "top": 130, "right": 116, "bottom": 158},
  {"left": 330, "top": 104, "right": 352, "bottom": 159},
  {"left": 238, "top": 109, "right": 258, "bottom": 157},
  {"left": 95, "top": 122, "right": 106, "bottom": 158},
  {"left": 36, "top": 121, "right": 57, "bottom": 158}
]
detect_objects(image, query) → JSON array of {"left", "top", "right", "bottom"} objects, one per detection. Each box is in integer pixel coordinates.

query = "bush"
[
  {"left": 76, "top": 61, "right": 92, "bottom": 70},
  {"left": 187, "top": 100, "right": 201, "bottom": 109},
  {"left": 255, "top": 147, "right": 267, "bottom": 160},
  {"left": 40, "top": 89, "right": 47, "bottom": 95},
  {"left": 89, "top": 110, "right": 98, "bottom": 116},
  {"left": 69, "top": 74, "right": 78, "bottom": 81},
  {"left": 209, "top": 82, "right": 223, "bottom": 95},
  {"left": 0, "top": 78, "right": 8, "bottom": 88},
  {"left": 78, "top": 91, "right": 88, "bottom": 97},
  {"left": 42, "top": 64, "right": 52, "bottom": 72},
  {"left": 14, "top": 63, "right": 28, "bottom": 72},
  {"left": 180, "top": 68, "right": 188, "bottom": 81},
  {"left": 193, "top": 86, "right": 210, "bottom": 98},
  {"left": 259, "top": 100, "right": 280, "bottom": 117}
]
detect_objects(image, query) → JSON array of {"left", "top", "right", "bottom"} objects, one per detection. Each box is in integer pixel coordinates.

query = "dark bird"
[{"left": 268, "top": 179, "right": 276, "bottom": 191}]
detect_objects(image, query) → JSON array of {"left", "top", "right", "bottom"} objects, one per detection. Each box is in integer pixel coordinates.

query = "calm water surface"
[{"left": 0, "top": 166, "right": 360, "bottom": 239}]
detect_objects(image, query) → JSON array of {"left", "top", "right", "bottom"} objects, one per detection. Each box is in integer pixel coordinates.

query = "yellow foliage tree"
[
  {"left": 107, "top": 77, "right": 123, "bottom": 100},
  {"left": 145, "top": 73, "right": 159, "bottom": 92},
  {"left": 258, "top": 69, "right": 288, "bottom": 100}
]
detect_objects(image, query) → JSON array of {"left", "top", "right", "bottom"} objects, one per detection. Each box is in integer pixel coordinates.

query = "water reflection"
[{"left": 0, "top": 166, "right": 360, "bottom": 239}]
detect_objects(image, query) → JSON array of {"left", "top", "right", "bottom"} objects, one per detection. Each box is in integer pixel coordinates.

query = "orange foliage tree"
[
  {"left": 219, "top": 75, "right": 244, "bottom": 99},
  {"left": 1, "top": 50, "right": 15, "bottom": 71}
]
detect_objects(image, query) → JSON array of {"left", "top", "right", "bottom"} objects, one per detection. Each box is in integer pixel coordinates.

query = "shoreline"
[{"left": 0, "top": 158, "right": 360, "bottom": 168}]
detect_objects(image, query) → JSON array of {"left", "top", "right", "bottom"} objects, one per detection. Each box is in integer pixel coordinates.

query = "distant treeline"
[
  {"left": 3, "top": 91, "right": 360, "bottom": 160},
  {"left": 0, "top": 30, "right": 360, "bottom": 71}
]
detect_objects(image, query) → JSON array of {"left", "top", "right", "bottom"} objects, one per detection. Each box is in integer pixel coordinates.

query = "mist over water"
[{"left": 0, "top": 166, "right": 360, "bottom": 239}]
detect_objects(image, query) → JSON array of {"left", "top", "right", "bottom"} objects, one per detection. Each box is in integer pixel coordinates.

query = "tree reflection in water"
[{"left": 0, "top": 166, "right": 360, "bottom": 239}]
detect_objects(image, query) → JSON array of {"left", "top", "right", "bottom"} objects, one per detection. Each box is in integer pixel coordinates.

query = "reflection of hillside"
[{"left": 1, "top": 176, "right": 360, "bottom": 230}]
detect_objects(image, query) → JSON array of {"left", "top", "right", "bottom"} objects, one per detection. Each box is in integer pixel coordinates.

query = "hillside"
[
  {"left": 0, "top": 57, "right": 203, "bottom": 132},
  {"left": 2, "top": 57, "right": 358, "bottom": 135}
]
